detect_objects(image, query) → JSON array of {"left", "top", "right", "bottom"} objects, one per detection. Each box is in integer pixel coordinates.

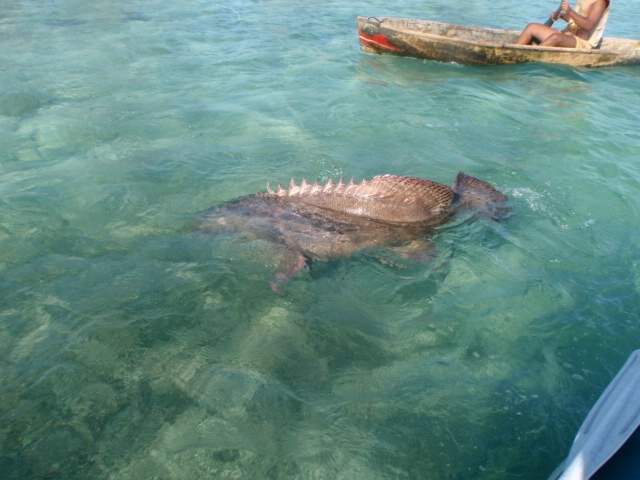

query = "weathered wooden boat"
[{"left": 358, "top": 16, "right": 640, "bottom": 67}]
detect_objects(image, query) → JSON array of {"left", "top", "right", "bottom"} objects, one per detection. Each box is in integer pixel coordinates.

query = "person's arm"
[
  {"left": 561, "top": 0, "right": 608, "bottom": 31},
  {"left": 551, "top": 7, "right": 567, "bottom": 22}
]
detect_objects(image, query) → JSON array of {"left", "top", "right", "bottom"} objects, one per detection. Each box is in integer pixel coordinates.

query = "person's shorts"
[{"left": 572, "top": 35, "right": 592, "bottom": 49}]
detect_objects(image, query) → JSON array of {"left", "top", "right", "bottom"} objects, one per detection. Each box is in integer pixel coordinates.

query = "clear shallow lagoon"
[{"left": 2, "top": 0, "right": 640, "bottom": 478}]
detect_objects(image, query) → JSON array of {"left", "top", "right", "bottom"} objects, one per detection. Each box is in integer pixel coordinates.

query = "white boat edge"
[{"left": 548, "top": 349, "right": 640, "bottom": 480}]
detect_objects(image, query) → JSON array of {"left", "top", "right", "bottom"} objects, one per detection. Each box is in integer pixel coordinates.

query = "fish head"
[{"left": 452, "top": 172, "right": 509, "bottom": 221}]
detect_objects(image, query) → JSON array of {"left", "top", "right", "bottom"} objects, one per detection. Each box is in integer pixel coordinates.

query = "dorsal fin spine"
[
  {"left": 300, "top": 178, "right": 311, "bottom": 194},
  {"left": 323, "top": 178, "right": 335, "bottom": 193}
]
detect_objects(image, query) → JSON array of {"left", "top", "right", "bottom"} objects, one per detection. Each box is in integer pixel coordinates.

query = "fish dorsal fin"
[
  {"left": 363, "top": 174, "right": 454, "bottom": 213},
  {"left": 268, "top": 174, "right": 454, "bottom": 224}
]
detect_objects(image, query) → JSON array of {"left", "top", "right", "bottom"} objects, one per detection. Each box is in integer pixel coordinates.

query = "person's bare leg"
[
  {"left": 515, "top": 23, "right": 560, "bottom": 45},
  {"left": 515, "top": 24, "right": 536, "bottom": 44},
  {"left": 539, "top": 32, "right": 578, "bottom": 47}
]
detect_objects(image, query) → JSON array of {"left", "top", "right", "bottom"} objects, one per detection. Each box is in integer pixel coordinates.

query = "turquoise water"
[{"left": 2, "top": 0, "right": 640, "bottom": 478}]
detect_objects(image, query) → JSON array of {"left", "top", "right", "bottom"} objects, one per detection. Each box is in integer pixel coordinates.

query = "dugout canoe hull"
[{"left": 358, "top": 16, "right": 640, "bottom": 67}]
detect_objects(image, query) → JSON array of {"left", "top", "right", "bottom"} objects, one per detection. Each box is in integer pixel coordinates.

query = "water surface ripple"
[{"left": 1, "top": 0, "right": 640, "bottom": 478}]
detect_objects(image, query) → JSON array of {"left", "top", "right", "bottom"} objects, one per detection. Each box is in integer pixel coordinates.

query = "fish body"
[{"left": 194, "top": 172, "right": 507, "bottom": 286}]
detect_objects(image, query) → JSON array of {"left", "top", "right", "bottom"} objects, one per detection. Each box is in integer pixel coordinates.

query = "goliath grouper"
[{"left": 194, "top": 172, "right": 507, "bottom": 291}]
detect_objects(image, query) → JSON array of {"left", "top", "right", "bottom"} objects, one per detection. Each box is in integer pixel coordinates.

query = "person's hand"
[{"left": 561, "top": 1, "right": 571, "bottom": 13}]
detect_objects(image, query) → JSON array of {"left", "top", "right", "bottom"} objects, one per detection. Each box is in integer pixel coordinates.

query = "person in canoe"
[{"left": 515, "top": 0, "right": 610, "bottom": 49}]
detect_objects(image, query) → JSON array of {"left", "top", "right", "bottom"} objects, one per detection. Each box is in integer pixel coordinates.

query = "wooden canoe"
[{"left": 358, "top": 16, "right": 640, "bottom": 67}]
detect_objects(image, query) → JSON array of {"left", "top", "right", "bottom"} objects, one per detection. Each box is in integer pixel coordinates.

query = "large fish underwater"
[{"left": 193, "top": 172, "right": 508, "bottom": 292}]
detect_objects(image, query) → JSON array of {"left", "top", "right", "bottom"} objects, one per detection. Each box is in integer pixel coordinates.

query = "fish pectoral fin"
[
  {"left": 270, "top": 248, "right": 309, "bottom": 293},
  {"left": 375, "top": 239, "right": 438, "bottom": 267}
]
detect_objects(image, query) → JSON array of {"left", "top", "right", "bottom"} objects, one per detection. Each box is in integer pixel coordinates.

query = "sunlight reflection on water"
[{"left": 1, "top": 0, "right": 640, "bottom": 478}]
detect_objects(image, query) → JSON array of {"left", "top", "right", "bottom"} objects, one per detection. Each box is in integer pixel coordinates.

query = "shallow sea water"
[{"left": 2, "top": 0, "right": 640, "bottom": 478}]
